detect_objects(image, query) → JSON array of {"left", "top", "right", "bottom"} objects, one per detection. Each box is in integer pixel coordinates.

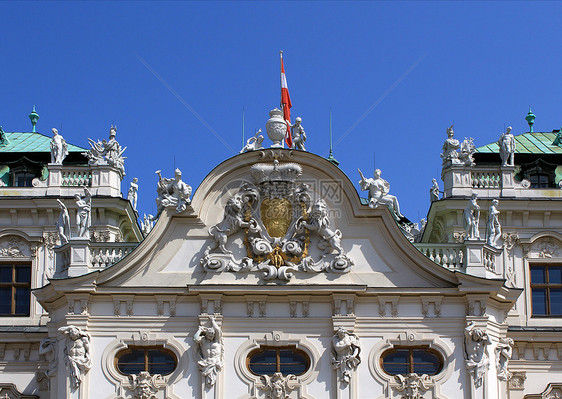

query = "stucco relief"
[
  {"left": 522, "top": 235, "right": 562, "bottom": 259},
  {"left": 331, "top": 327, "right": 361, "bottom": 384},
  {"left": 201, "top": 161, "right": 353, "bottom": 281},
  {"left": 0, "top": 236, "right": 31, "bottom": 258},
  {"left": 127, "top": 372, "right": 165, "bottom": 399},
  {"left": 464, "top": 322, "right": 490, "bottom": 388},
  {"left": 394, "top": 373, "right": 432, "bottom": 399}
]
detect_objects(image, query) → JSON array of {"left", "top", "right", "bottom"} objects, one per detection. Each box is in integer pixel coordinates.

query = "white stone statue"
[
  {"left": 58, "top": 325, "right": 92, "bottom": 389},
  {"left": 261, "top": 372, "right": 297, "bottom": 399},
  {"left": 50, "top": 128, "right": 68, "bottom": 165},
  {"left": 56, "top": 199, "right": 71, "bottom": 244},
  {"left": 74, "top": 188, "right": 92, "bottom": 239},
  {"left": 358, "top": 168, "right": 403, "bottom": 218},
  {"left": 127, "top": 178, "right": 139, "bottom": 211},
  {"left": 464, "top": 193, "right": 480, "bottom": 240},
  {"left": 464, "top": 322, "right": 490, "bottom": 388},
  {"left": 495, "top": 337, "right": 514, "bottom": 381},
  {"left": 459, "top": 137, "right": 476, "bottom": 166},
  {"left": 394, "top": 373, "right": 431, "bottom": 399},
  {"left": 140, "top": 214, "right": 155, "bottom": 235},
  {"left": 84, "top": 125, "right": 127, "bottom": 175},
  {"left": 487, "top": 199, "right": 501, "bottom": 247},
  {"left": 287, "top": 117, "right": 306, "bottom": 151},
  {"left": 194, "top": 315, "right": 223, "bottom": 388},
  {"left": 441, "top": 124, "right": 460, "bottom": 165},
  {"left": 498, "top": 126, "right": 516, "bottom": 167},
  {"left": 155, "top": 169, "right": 192, "bottom": 214},
  {"left": 430, "top": 178, "right": 440, "bottom": 202},
  {"left": 128, "top": 371, "right": 164, "bottom": 399},
  {"left": 39, "top": 338, "right": 58, "bottom": 378},
  {"left": 331, "top": 327, "right": 361, "bottom": 384},
  {"left": 298, "top": 199, "right": 343, "bottom": 255},
  {"left": 240, "top": 129, "right": 264, "bottom": 153}
]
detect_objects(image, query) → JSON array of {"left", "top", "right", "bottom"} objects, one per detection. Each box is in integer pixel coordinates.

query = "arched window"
[
  {"left": 248, "top": 346, "right": 310, "bottom": 376},
  {"left": 381, "top": 346, "right": 443, "bottom": 376},
  {"left": 116, "top": 346, "right": 177, "bottom": 376}
]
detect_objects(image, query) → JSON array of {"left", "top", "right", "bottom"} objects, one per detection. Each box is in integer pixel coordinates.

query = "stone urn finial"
[{"left": 266, "top": 108, "right": 287, "bottom": 148}]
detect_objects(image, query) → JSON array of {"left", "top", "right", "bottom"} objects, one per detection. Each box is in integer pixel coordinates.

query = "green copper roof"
[
  {"left": 0, "top": 131, "right": 87, "bottom": 153},
  {"left": 475, "top": 131, "right": 562, "bottom": 155}
]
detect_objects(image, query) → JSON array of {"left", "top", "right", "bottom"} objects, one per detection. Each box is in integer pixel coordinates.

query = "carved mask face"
[{"left": 273, "top": 383, "right": 284, "bottom": 398}]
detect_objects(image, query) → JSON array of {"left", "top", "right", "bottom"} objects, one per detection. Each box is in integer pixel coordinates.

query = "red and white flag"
[{"left": 280, "top": 51, "right": 293, "bottom": 148}]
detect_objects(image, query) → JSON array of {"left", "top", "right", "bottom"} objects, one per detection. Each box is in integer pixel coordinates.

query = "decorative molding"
[
  {"left": 378, "top": 296, "right": 399, "bottom": 317},
  {"left": 0, "top": 384, "right": 39, "bottom": 399},
  {"left": 525, "top": 383, "right": 562, "bottom": 399},
  {"left": 394, "top": 373, "right": 432, "bottom": 399},
  {"left": 369, "top": 333, "right": 453, "bottom": 399},
  {"left": 233, "top": 331, "right": 319, "bottom": 399},
  {"left": 507, "top": 371, "right": 526, "bottom": 390},
  {"left": 260, "top": 372, "right": 297, "bottom": 399},
  {"left": 126, "top": 372, "right": 165, "bottom": 399}
]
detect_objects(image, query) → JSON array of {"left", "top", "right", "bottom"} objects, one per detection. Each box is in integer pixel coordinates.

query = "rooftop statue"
[
  {"left": 74, "top": 188, "right": 92, "bottom": 239},
  {"left": 331, "top": 327, "right": 361, "bottom": 384},
  {"left": 50, "top": 128, "right": 68, "bottom": 165},
  {"left": 127, "top": 178, "right": 139, "bottom": 211},
  {"left": 194, "top": 315, "right": 223, "bottom": 388},
  {"left": 463, "top": 193, "right": 480, "bottom": 240},
  {"left": 358, "top": 168, "right": 403, "bottom": 218},
  {"left": 459, "top": 136, "right": 476, "bottom": 166},
  {"left": 155, "top": 168, "right": 192, "bottom": 215},
  {"left": 56, "top": 199, "right": 71, "bottom": 244},
  {"left": 140, "top": 213, "right": 155, "bottom": 236},
  {"left": 441, "top": 124, "right": 460, "bottom": 165},
  {"left": 498, "top": 126, "right": 516, "bottom": 167},
  {"left": 486, "top": 199, "right": 501, "bottom": 248},
  {"left": 240, "top": 129, "right": 264, "bottom": 153},
  {"left": 287, "top": 117, "right": 307, "bottom": 151},
  {"left": 59, "top": 325, "right": 92, "bottom": 390},
  {"left": 430, "top": 178, "right": 440, "bottom": 202},
  {"left": 84, "top": 125, "right": 127, "bottom": 175}
]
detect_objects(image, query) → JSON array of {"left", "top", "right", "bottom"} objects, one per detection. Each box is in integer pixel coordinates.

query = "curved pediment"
[{"left": 97, "top": 150, "right": 459, "bottom": 289}]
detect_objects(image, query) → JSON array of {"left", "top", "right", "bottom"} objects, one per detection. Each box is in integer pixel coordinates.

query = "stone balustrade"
[
  {"left": 471, "top": 168, "right": 501, "bottom": 189},
  {"left": 60, "top": 167, "right": 92, "bottom": 187},
  {"left": 90, "top": 242, "right": 138, "bottom": 269},
  {"left": 414, "top": 243, "right": 465, "bottom": 271}
]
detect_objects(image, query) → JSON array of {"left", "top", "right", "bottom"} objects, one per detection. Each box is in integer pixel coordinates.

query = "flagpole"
[{"left": 279, "top": 50, "right": 283, "bottom": 110}]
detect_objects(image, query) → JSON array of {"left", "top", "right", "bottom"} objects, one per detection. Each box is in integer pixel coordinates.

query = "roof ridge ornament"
[
  {"left": 525, "top": 106, "right": 535, "bottom": 132},
  {"left": 29, "top": 106, "right": 39, "bottom": 133}
]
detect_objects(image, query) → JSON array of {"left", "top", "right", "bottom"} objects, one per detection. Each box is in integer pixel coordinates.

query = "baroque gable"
[{"left": 95, "top": 150, "right": 458, "bottom": 289}]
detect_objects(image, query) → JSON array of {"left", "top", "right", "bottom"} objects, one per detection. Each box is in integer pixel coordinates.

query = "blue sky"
[{"left": 2, "top": 2, "right": 561, "bottom": 222}]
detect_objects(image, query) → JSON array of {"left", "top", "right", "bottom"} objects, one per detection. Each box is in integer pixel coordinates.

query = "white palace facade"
[{"left": 0, "top": 107, "right": 560, "bottom": 399}]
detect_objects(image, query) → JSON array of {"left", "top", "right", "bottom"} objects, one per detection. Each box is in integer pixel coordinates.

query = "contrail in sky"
[
  {"left": 136, "top": 54, "right": 236, "bottom": 154},
  {"left": 334, "top": 54, "right": 426, "bottom": 147}
]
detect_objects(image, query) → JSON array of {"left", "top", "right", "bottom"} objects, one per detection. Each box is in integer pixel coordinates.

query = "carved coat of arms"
[{"left": 201, "top": 160, "right": 353, "bottom": 281}]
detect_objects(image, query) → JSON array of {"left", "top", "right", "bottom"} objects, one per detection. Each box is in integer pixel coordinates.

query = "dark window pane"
[
  {"left": 148, "top": 350, "right": 176, "bottom": 376},
  {"left": 550, "top": 289, "right": 562, "bottom": 316},
  {"left": 414, "top": 363, "right": 441, "bottom": 375},
  {"left": 15, "top": 287, "right": 29, "bottom": 315},
  {"left": 117, "top": 350, "right": 145, "bottom": 375},
  {"left": 382, "top": 363, "right": 409, "bottom": 375},
  {"left": 384, "top": 350, "right": 409, "bottom": 364},
  {"left": 251, "top": 350, "right": 277, "bottom": 365},
  {"left": 118, "top": 363, "right": 144, "bottom": 375},
  {"left": 279, "top": 350, "right": 308, "bottom": 375},
  {"left": 549, "top": 267, "right": 562, "bottom": 284},
  {"left": 15, "top": 266, "right": 31, "bottom": 283},
  {"left": 531, "top": 267, "right": 545, "bottom": 284},
  {"left": 0, "top": 288, "right": 11, "bottom": 314},
  {"left": 532, "top": 289, "right": 547, "bottom": 315},
  {"left": 413, "top": 350, "right": 439, "bottom": 364},
  {"left": 249, "top": 362, "right": 277, "bottom": 375},
  {"left": 0, "top": 266, "right": 12, "bottom": 283}
]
